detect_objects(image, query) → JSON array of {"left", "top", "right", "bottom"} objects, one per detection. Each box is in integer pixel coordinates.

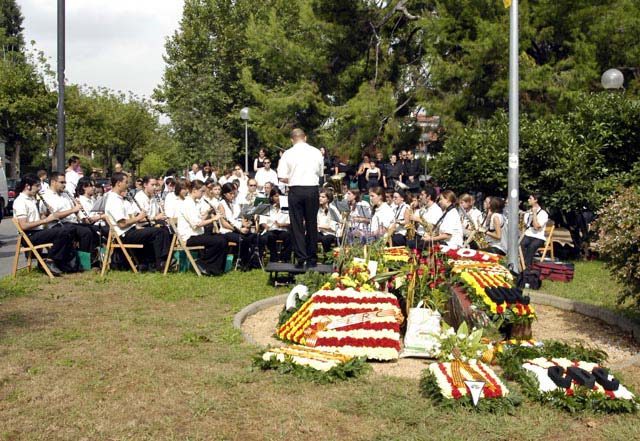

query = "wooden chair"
[
  {"left": 12, "top": 218, "right": 55, "bottom": 279},
  {"left": 100, "top": 217, "right": 144, "bottom": 276},
  {"left": 163, "top": 218, "right": 205, "bottom": 276},
  {"left": 537, "top": 221, "right": 556, "bottom": 261},
  {"left": 519, "top": 220, "right": 556, "bottom": 269}
]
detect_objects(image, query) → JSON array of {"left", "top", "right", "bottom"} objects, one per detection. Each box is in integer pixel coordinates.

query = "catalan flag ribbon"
[{"left": 503, "top": 0, "right": 511, "bottom": 7}]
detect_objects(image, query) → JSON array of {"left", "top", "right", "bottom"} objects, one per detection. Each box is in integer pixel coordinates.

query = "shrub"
[{"left": 596, "top": 186, "right": 640, "bottom": 308}]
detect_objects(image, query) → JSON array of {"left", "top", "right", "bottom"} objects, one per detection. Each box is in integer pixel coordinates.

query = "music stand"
[{"left": 245, "top": 203, "right": 272, "bottom": 270}]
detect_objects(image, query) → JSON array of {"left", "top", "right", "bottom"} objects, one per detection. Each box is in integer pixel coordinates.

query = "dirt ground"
[{"left": 242, "top": 302, "right": 640, "bottom": 379}]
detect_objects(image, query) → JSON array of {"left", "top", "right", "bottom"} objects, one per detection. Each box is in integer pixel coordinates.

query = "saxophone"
[
  {"left": 405, "top": 205, "right": 416, "bottom": 241},
  {"left": 461, "top": 208, "right": 488, "bottom": 249}
]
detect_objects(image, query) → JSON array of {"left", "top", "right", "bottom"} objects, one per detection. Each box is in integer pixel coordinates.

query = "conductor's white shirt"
[{"left": 277, "top": 141, "right": 323, "bottom": 186}]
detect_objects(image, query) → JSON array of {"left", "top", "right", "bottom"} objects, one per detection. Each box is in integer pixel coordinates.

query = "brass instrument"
[
  {"left": 324, "top": 173, "right": 345, "bottom": 198},
  {"left": 460, "top": 207, "right": 488, "bottom": 249},
  {"left": 405, "top": 205, "right": 416, "bottom": 241}
]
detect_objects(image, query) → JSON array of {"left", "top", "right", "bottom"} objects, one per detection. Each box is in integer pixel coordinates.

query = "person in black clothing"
[
  {"left": 387, "top": 153, "right": 403, "bottom": 189},
  {"left": 375, "top": 151, "right": 389, "bottom": 188},
  {"left": 406, "top": 149, "right": 422, "bottom": 189}
]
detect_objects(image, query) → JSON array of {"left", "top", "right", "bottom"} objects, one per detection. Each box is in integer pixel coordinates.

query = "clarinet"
[
  {"left": 153, "top": 191, "right": 174, "bottom": 234},
  {"left": 125, "top": 189, "right": 153, "bottom": 226},
  {"left": 35, "top": 192, "right": 63, "bottom": 227},
  {"left": 201, "top": 197, "right": 220, "bottom": 234},
  {"left": 63, "top": 190, "right": 91, "bottom": 224}
]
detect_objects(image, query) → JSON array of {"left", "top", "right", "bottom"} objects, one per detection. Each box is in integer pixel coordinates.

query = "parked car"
[
  {"left": 94, "top": 177, "right": 111, "bottom": 193},
  {"left": 0, "top": 163, "right": 7, "bottom": 216},
  {"left": 7, "top": 178, "right": 18, "bottom": 214}
]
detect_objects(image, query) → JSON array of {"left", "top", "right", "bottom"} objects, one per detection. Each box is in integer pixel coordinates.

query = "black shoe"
[
  {"left": 44, "top": 261, "right": 63, "bottom": 277},
  {"left": 195, "top": 261, "right": 211, "bottom": 276},
  {"left": 295, "top": 260, "right": 305, "bottom": 269},
  {"left": 137, "top": 264, "right": 149, "bottom": 273},
  {"left": 307, "top": 260, "right": 318, "bottom": 268}
]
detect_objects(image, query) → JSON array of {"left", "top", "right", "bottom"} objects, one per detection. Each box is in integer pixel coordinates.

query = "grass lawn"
[
  {"left": 0, "top": 269, "right": 639, "bottom": 440},
  {"left": 538, "top": 260, "right": 640, "bottom": 322}
]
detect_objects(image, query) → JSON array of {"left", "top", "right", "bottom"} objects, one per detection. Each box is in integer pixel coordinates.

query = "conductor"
[{"left": 277, "top": 128, "right": 324, "bottom": 268}]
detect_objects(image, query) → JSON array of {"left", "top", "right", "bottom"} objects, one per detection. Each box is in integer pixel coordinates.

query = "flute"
[
  {"left": 201, "top": 197, "right": 220, "bottom": 234},
  {"left": 125, "top": 189, "right": 153, "bottom": 226},
  {"left": 35, "top": 192, "right": 63, "bottom": 226}
]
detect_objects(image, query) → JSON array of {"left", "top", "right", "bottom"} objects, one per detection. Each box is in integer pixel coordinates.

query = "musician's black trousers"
[
  {"left": 520, "top": 235, "right": 545, "bottom": 268},
  {"left": 288, "top": 186, "right": 319, "bottom": 264},
  {"left": 122, "top": 226, "right": 171, "bottom": 269},
  {"left": 318, "top": 232, "right": 337, "bottom": 253},
  {"left": 61, "top": 223, "right": 98, "bottom": 252},
  {"left": 186, "top": 234, "right": 227, "bottom": 275},
  {"left": 26, "top": 224, "right": 75, "bottom": 270},
  {"left": 260, "top": 230, "right": 292, "bottom": 262}
]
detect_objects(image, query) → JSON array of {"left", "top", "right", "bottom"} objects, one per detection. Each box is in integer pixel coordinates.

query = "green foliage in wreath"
[
  {"left": 419, "top": 368, "right": 523, "bottom": 414},
  {"left": 252, "top": 352, "right": 371, "bottom": 384},
  {"left": 498, "top": 340, "right": 638, "bottom": 413}
]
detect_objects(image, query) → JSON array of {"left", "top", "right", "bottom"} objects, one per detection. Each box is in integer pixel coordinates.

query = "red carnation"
[
  {"left": 429, "top": 282, "right": 436, "bottom": 289},
  {"left": 417, "top": 268, "right": 424, "bottom": 275},
  {"left": 407, "top": 273, "right": 414, "bottom": 280},
  {"left": 496, "top": 305, "right": 504, "bottom": 314}
]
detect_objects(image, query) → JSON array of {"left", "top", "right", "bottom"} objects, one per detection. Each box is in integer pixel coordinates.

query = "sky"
[{"left": 17, "top": 0, "right": 184, "bottom": 100}]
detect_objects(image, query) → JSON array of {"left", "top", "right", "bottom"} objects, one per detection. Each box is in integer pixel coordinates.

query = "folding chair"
[
  {"left": 536, "top": 221, "right": 556, "bottom": 261},
  {"left": 100, "top": 217, "right": 144, "bottom": 276},
  {"left": 12, "top": 218, "right": 55, "bottom": 279},
  {"left": 163, "top": 218, "right": 204, "bottom": 276},
  {"left": 519, "top": 220, "right": 556, "bottom": 269}
]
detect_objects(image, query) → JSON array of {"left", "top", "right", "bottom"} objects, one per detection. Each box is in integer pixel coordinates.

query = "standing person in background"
[
  {"left": 253, "top": 148, "right": 267, "bottom": 175},
  {"left": 319, "top": 147, "right": 331, "bottom": 185},
  {"left": 254, "top": 158, "right": 278, "bottom": 193},
  {"left": 387, "top": 153, "right": 403, "bottom": 189},
  {"left": 365, "top": 159, "right": 382, "bottom": 190},
  {"left": 188, "top": 163, "right": 199, "bottom": 182},
  {"left": 37, "top": 170, "right": 49, "bottom": 193},
  {"left": 65, "top": 156, "right": 82, "bottom": 195},
  {"left": 277, "top": 128, "right": 323, "bottom": 269},
  {"left": 406, "top": 150, "right": 421, "bottom": 190},
  {"left": 356, "top": 154, "right": 371, "bottom": 192},
  {"left": 196, "top": 161, "right": 217, "bottom": 183},
  {"left": 375, "top": 152, "right": 388, "bottom": 188}
]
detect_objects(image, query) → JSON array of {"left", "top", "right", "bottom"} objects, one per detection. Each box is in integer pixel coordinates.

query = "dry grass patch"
[{"left": 0, "top": 270, "right": 639, "bottom": 440}]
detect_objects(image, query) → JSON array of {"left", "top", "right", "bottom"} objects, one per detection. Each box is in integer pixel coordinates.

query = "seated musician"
[
  {"left": 407, "top": 186, "right": 442, "bottom": 250},
  {"left": 317, "top": 188, "right": 340, "bottom": 252},
  {"left": 134, "top": 176, "right": 168, "bottom": 226},
  {"left": 13, "top": 174, "right": 76, "bottom": 275},
  {"left": 344, "top": 188, "right": 370, "bottom": 243},
  {"left": 217, "top": 182, "right": 256, "bottom": 269},
  {"left": 244, "top": 178, "right": 259, "bottom": 208},
  {"left": 163, "top": 178, "right": 178, "bottom": 218},
  {"left": 459, "top": 193, "right": 482, "bottom": 247},
  {"left": 480, "top": 196, "right": 507, "bottom": 256},
  {"left": 104, "top": 172, "right": 170, "bottom": 272},
  {"left": 421, "top": 190, "right": 463, "bottom": 248},
  {"left": 368, "top": 186, "right": 394, "bottom": 241},
  {"left": 259, "top": 188, "right": 292, "bottom": 262},
  {"left": 42, "top": 172, "right": 96, "bottom": 271},
  {"left": 390, "top": 190, "right": 409, "bottom": 246},
  {"left": 77, "top": 177, "right": 105, "bottom": 225},
  {"left": 175, "top": 179, "right": 227, "bottom": 276},
  {"left": 520, "top": 192, "right": 549, "bottom": 268}
]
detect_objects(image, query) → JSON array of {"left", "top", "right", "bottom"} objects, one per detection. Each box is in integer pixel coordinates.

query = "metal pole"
[
  {"left": 507, "top": 0, "right": 520, "bottom": 271},
  {"left": 244, "top": 120, "right": 248, "bottom": 174},
  {"left": 56, "top": 0, "right": 66, "bottom": 173}
]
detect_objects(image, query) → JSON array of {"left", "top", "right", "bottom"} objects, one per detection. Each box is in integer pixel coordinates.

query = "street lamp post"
[
  {"left": 601, "top": 68, "right": 624, "bottom": 90},
  {"left": 240, "top": 107, "right": 250, "bottom": 174},
  {"left": 57, "top": 0, "right": 66, "bottom": 173}
]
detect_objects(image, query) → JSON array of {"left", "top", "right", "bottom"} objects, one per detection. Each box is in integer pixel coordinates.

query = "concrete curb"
[
  {"left": 233, "top": 294, "right": 287, "bottom": 346},
  {"left": 530, "top": 292, "right": 640, "bottom": 370},
  {"left": 235, "top": 291, "right": 640, "bottom": 368},
  {"left": 529, "top": 292, "right": 640, "bottom": 343}
]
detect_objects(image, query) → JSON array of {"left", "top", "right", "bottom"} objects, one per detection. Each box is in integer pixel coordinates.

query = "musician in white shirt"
[
  {"left": 259, "top": 188, "right": 292, "bottom": 262},
  {"left": 520, "top": 192, "right": 549, "bottom": 268},
  {"left": 390, "top": 190, "right": 409, "bottom": 246},
  {"left": 218, "top": 182, "right": 256, "bottom": 268},
  {"left": 481, "top": 196, "right": 508, "bottom": 255},
  {"left": 317, "top": 188, "right": 340, "bottom": 252},
  {"left": 368, "top": 186, "right": 394, "bottom": 240},
  {"left": 422, "top": 189, "right": 463, "bottom": 248},
  {"left": 134, "top": 176, "right": 167, "bottom": 225},
  {"left": 175, "top": 180, "right": 227, "bottom": 276},
  {"left": 105, "top": 172, "right": 170, "bottom": 272},
  {"left": 13, "top": 175, "right": 76, "bottom": 275}
]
